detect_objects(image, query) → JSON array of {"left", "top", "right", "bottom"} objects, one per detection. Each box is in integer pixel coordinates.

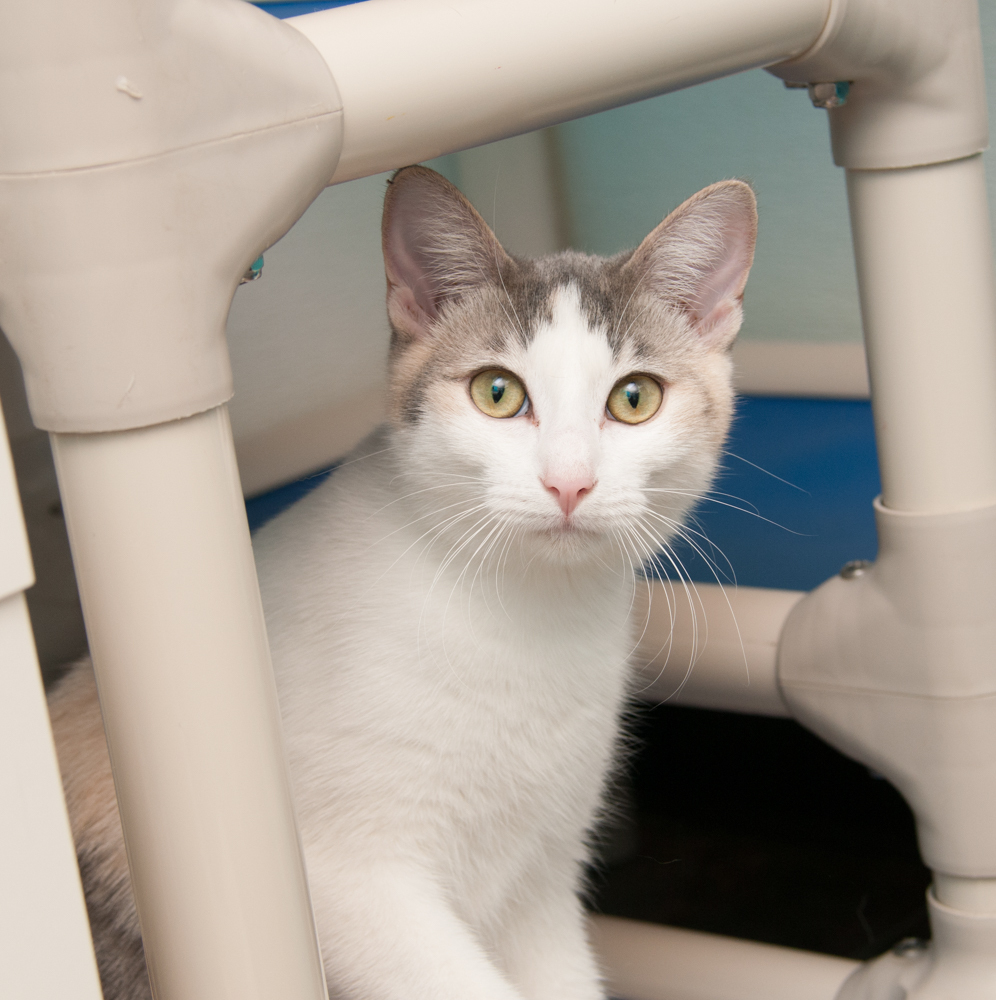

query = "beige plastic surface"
[
  {"left": 770, "top": 0, "right": 988, "bottom": 169},
  {"left": 731, "top": 342, "right": 870, "bottom": 399},
  {"left": 631, "top": 583, "right": 801, "bottom": 716},
  {"left": 837, "top": 890, "right": 996, "bottom": 999},
  {"left": 51, "top": 406, "right": 328, "bottom": 1000},
  {"left": 779, "top": 500, "right": 996, "bottom": 877},
  {"left": 589, "top": 914, "right": 858, "bottom": 1000},
  {"left": 846, "top": 156, "right": 996, "bottom": 514},
  {"left": 0, "top": 591, "right": 104, "bottom": 1000},
  {"left": 933, "top": 875, "right": 996, "bottom": 914},
  {"left": 0, "top": 0, "right": 342, "bottom": 434},
  {"left": 289, "top": 0, "right": 830, "bottom": 184}
]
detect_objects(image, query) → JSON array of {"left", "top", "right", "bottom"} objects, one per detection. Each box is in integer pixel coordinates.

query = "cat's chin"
[{"left": 526, "top": 522, "right": 620, "bottom": 567}]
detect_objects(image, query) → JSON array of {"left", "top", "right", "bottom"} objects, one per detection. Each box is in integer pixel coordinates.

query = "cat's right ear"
[
  {"left": 623, "top": 180, "right": 757, "bottom": 350},
  {"left": 382, "top": 166, "right": 512, "bottom": 341}
]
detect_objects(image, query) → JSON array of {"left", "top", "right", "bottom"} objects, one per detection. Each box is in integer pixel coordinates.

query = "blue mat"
[
  {"left": 245, "top": 397, "right": 882, "bottom": 593},
  {"left": 254, "top": 0, "right": 365, "bottom": 17},
  {"left": 245, "top": 467, "right": 335, "bottom": 533},
  {"left": 668, "top": 396, "right": 880, "bottom": 592}
]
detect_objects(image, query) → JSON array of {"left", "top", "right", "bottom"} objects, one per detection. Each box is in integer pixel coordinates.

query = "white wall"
[{"left": 226, "top": 130, "right": 565, "bottom": 495}]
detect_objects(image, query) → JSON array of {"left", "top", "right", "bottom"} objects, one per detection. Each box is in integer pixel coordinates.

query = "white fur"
[
  {"left": 251, "top": 288, "right": 721, "bottom": 1000},
  {"left": 51, "top": 172, "right": 754, "bottom": 1000}
]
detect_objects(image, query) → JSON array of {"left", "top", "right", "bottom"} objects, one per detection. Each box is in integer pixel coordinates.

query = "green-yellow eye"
[
  {"left": 606, "top": 375, "right": 663, "bottom": 424},
  {"left": 470, "top": 369, "right": 527, "bottom": 418}
]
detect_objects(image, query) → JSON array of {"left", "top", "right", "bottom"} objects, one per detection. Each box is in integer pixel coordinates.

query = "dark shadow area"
[{"left": 590, "top": 704, "right": 931, "bottom": 960}]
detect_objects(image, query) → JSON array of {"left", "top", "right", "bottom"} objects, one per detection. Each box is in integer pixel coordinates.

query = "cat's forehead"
[
  {"left": 522, "top": 285, "right": 615, "bottom": 376},
  {"left": 451, "top": 251, "right": 672, "bottom": 362},
  {"left": 505, "top": 251, "right": 629, "bottom": 355}
]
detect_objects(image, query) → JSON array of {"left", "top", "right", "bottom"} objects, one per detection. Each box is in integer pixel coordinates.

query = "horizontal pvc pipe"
[
  {"left": 0, "top": 591, "right": 104, "bottom": 1000},
  {"left": 631, "top": 582, "right": 802, "bottom": 717},
  {"left": 50, "top": 407, "right": 327, "bottom": 1000},
  {"left": 847, "top": 155, "right": 996, "bottom": 514},
  {"left": 288, "top": 0, "right": 831, "bottom": 184},
  {"left": 589, "top": 914, "right": 859, "bottom": 1000}
]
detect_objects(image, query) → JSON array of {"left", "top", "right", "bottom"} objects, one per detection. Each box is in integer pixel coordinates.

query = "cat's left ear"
[
  {"left": 382, "top": 165, "right": 513, "bottom": 341},
  {"left": 623, "top": 180, "right": 757, "bottom": 349}
]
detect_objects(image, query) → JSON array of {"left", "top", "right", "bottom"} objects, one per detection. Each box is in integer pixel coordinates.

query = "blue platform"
[{"left": 666, "top": 396, "right": 880, "bottom": 592}]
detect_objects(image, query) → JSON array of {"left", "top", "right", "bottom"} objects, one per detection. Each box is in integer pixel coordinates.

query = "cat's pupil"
[
  {"left": 491, "top": 378, "right": 506, "bottom": 404},
  {"left": 625, "top": 384, "right": 640, "bottom": 409}
]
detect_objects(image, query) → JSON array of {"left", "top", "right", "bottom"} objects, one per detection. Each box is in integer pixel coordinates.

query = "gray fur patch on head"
[{"left": 381, "top": 169, "right": 756, "bottom": 426}]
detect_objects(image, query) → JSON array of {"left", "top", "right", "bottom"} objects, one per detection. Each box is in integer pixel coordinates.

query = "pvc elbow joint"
[
  {"left": 0, "top": 0, "right": 344, "bottom": 434},
  {"left": 768, "top": 0, "right": 989, "bottom": 169}
]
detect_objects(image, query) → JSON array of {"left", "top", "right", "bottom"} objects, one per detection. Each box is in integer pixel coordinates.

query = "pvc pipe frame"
[
  {"left": 0, "top": 396, "right": 103, "bottom": 999},
  {"left": 49, "top": 407, "right": 328, "bottom": 1000},
  {"left": 3, "top": 2, "right": 996, "bottom": 1000},
  {"left": 847, "top": 155, "right": 996, "bottom": 514}
]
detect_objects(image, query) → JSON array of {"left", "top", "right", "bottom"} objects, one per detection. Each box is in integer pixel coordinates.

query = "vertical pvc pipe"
[
  {"left": 50, "top": 406, "right": 327, "bottom": 1000},
  {"left": 0, "top": 391, "right": 103, "bottom": 1000},
  {"left": 846, "top": 155, "right": 996, "bottom": 514},
  {"left": 0, "top": 593, "right": 105, "bottom": 1000}
]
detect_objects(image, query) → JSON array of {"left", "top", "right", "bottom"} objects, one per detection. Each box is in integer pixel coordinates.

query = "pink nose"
[{"left": 543, "top": 475, "right": 595, "bottom": 516}]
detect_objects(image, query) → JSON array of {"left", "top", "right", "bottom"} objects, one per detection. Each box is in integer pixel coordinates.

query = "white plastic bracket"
[
  {"left": 837, "top": 891, "right": 996, "bottom": 999},
  {"left": 0, "top": 0, "right": 343, "bottom": 433},
  {"left": 779, "top": 499, "right": 996, "bottom": 877},
  {"left": 768, "top": 0, "right": 989, "bottom": 168}
]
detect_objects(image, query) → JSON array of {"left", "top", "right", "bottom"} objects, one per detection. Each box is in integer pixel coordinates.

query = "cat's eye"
[
  {"left": 606, "top": 375, "right": 663, "bottom": 424},
  {"left": 470, "top": 369, "right": 528, "bottom": 419}
]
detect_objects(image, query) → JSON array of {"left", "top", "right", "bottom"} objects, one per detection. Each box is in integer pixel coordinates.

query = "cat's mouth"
[{"left": 539, "top": 516, "right": 603, "bottom": 541}]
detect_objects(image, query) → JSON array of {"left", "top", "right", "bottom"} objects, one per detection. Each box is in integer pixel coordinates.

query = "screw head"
[
  {"left": 808, "top": 81, "right": 850, "bottom": 109},
  {"left": 891, "top": 937, "right": 928, "bottom": 959},
  {"left": 239, "top": 255, "right": 264, "bottom": 285},
  {"left": 840, "top": 559, "right": 872, "bottom": 580}
]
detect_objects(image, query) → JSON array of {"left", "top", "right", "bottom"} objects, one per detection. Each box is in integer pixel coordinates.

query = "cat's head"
[{"left": 380, "top": 166, "right": 756, "bottom": 568}]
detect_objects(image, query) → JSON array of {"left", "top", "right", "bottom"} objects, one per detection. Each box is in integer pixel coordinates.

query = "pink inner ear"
[
  {"left": 680, "top": 189, "right": 756, "bottom": 346},
  {"left": 623, "top": 180, "right": 756, "bottom": 349},
  {"left": 382, "top": 167, "right": 510, "bottom": 340},
  {"left": 692, "top": 224, "right": 753, "bottom": 327},
  {"left": 384, "top": 207, "right": 442, "bottom": 323}
]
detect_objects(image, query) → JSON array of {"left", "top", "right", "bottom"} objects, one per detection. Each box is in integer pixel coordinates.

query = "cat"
[{"left": 47, "top": 165, "right": 756, "bottom": 1000}]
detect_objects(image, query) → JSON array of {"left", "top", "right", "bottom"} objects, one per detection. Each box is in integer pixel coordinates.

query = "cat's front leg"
[
  {"left": 308, "top": 858, "right": 527, "bottom": 1000},
  {"left": 496, "top": 879, "right": 605, "bottom": 1000}
]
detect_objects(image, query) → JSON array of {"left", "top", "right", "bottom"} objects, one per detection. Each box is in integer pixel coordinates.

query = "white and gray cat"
[{"left": 48, "top": 165, "right": 756, "bottom": 1000}]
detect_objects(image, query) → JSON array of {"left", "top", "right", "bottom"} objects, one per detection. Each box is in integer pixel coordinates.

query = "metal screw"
[
  {"left": 240, "top": 254, "right": 264, "bottom": 284},
  {"left": 840, "top": 559, "right": 872, "bottom": 580},
  {"left": 808, "top": 81, "right": 850, "bottom": 109},
  {"left": 891, "top": 937, "right": 928, "bottom": 959}
]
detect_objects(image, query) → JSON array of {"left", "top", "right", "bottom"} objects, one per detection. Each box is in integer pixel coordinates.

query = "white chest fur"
[{"left": 255, "top": 439, "right": 635, "bottom": 948}]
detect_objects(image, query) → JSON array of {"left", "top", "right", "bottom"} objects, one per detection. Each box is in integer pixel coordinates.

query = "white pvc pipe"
[
  {"left": 846, "top": 154, "right": 996, "bottom": 514},
  {"left": 0, "top": 387, "right": 102, "bottom": 999},
  {"left": 933, "top": 875, "right": 996, "bottom": 915},
  {"left": 631, "top": 583, "right": 801, "bottom": 717},
  {"left": 50, "top": 407, "right": 327, "bottom": 1000},
  {"left": 289, "top": 0, "right": 831, "bottom": 184},
  {"left": 589, "top": 914, "right": 859, "bottom": 1000},
  {"left": 0, "top": 590, "right": 104, "bottom": 1000}
]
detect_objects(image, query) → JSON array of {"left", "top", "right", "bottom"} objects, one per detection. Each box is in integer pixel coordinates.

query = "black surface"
[{"left": 590, "top": 704, "right": 931, "bottom": 960}]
